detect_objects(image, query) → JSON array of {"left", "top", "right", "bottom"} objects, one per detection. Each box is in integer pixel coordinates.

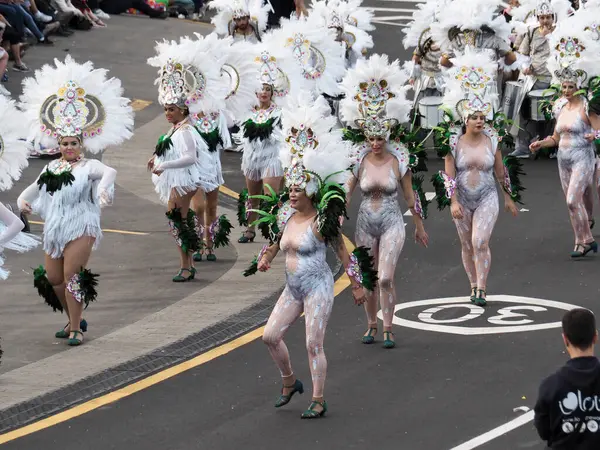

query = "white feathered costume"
[
  {"left": 17, "top": 57, "right": 132, "bottom": 259},
  {"left": 209, "top": 0, "right": 270, "bottom": 43}
]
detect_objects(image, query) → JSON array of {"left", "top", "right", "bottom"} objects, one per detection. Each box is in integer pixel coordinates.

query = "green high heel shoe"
[
  {"left": 474, "top": 289, "right": 487, "bottom": 306},
  {"left": 193, "top": 251, "right": 203, "bottom": 262},
  {"left": 274, "top": 379, "right": 304, "bottom": 408},
  {"left": 206, "top": 249, "right": 217, "bottom": 262},
  {"left": 68, "top": 330, "right": 84, "bottom": 346},
  {"left": 383, "top": 331, "right": 395, "bottom": 349},
  {"left": 469, "top": 287, "right": 477, "bottom": 303},
  {"left": 362, "top": 327, "right": 377, "bottom": 344},
  {"left": 172, "top": 268, "right": 193, "bottom": 282},
  {"left": 571, "top": 241, "right": 598, "bottom": 258},
  {"left": 189, "top": 267, "right": 197, "bottom": 279},
  {"left": 56, "top": 319, "right": 88, "bottom": 338},
  {"left": 238, "top": 230, "right": 256, "bottom": 244},
  {"left": 301, "top": 400, "right": 328, "bottom": 419}
]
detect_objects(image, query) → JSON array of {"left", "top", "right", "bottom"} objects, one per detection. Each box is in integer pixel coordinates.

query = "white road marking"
[
  {"left": 371, "top": 20, "right": 409, "bottom": 27},
  {"left": 449, "top": 410, "right": 534, "bottom": 450},
  {"left": 520, "top": 208, "right": 530, "bottom": 212},
  {"left": 369, "top": 7, "right": 415, "bottom": 11},
  {"left": 372, "top": 14, "right": 412, "bottom": 20}
]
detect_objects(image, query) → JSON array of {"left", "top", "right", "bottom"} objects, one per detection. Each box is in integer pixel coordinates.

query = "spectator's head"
[{"left": 562, "top": 309, "right": 598, "bottom": 355}]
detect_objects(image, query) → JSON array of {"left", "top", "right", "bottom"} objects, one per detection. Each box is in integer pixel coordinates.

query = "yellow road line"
[
  {"left": 131, "top": 99, "right": 153, "bottom": 112},
  {"left": 28, "top": 221, "right": 149, "bottom": 236},
  {"left": 0, "top": 186, "right": 355, "bottom": 444}
]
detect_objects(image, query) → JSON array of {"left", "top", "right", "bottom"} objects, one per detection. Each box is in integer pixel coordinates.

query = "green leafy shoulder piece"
[
  {"left": 390, "top": 124, "right": 428, "bottom": 173},
  {"left": 196, "top": 127, "right": 223, "bottom": 153},
  {"left": 248, "top": 184, "right": 290, "bottom": 244},
  {"left": 539, "top": 84, "right": 561, "bottom": 121},
  {"left": 154, "top": 134, "right": 173, "bottom": 157},
  {"left": 432, "top": 108, "right": 459, "bottom": 159},
  {"left": 243, "top": 117, "right": 276, "bottom": 142},
  {"left": 341, "top": 126, "right": 366, "bottom": 144}
]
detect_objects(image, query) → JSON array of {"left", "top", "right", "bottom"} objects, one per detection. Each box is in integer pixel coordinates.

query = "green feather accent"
[
  {"left": 33, "top": 265, "right": 63, "bottom": 312},
  {"left": 237, "top": 188, "right": 250, "bottom": 227},
  {"left": 502, "top": 155, "right": 526, "bottom": 205},
  {"left": 315, "top": 183, "right": 347, "bottom": 245},
  {"left": 539, "top": 85, "right": 561, "bottom": 120},
  {"left": 187, "top": 209, "right": 201, "bottom": 250},
  {"left": 341, "top": 126, "right": 366, "bottom": 144},
  {"left": 390, "top": 124, "right": 429, "bottom": 173},
  {"left": 243, "top": 117, "right": 275, "bottom": 142},
  {"left": 37, "top": 169, "right": 75, "bottom": 194},
  {"left": 78, "top": 268, "right": 100, "bottom": 309},
  {"left": 588, "top": 76, "right": 600, "bottom": 116},
  {"left": 248, "top": 186, "right": 289, "bottom": 244},
  {"left": 432, "top": 110, "right": 457, "bottom": 159},
  {"left": 412, "top": 174, "right": 430, "bottom": 220},
  {"left": 212, "top": 215, "right": 233, "bottom": 248},
  {"left": 431, "top": 172, "right": 452, "bottom": 211},
  {"left": 352, "top": 246, "right": 378, "bottom": 292},
  {"left": 243, "top": 256, "right": 259, "bottom": 277},
  {"left": 198, "top": 128, "right": 223, "bottom": 153},
  {"left": 166, "top": 208, "right": 200, "bottom": 253},
  {"left": 154, "top": 134, "right": 173, "bottom": 157}
]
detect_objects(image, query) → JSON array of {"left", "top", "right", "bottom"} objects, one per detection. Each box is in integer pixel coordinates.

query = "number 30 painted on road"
[{"left": 380, "top": 295, "right": 583, "bottom": 335}]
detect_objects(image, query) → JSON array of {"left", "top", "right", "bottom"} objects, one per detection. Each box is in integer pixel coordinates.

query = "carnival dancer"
[
  {"left": 17, "top": 56, "right": 133, "bottom": 345},
  {"left": 339, "top": 54, "right": 429, "bottom": 348},
  {"left": 236, "top": 39, "right": 300, "bottom": 243},
  {"left": 432, "top": 48, "right": 521, "bottom": 306},
  {"left": 0, "top": 94, "right": 39, "bottom": 282},
  {"left": 530, "top": 13, "right": 600, "bottom": 257},
  {"left": 147, "top": 37, "right": 231, "bottom": 274},
  {"left": 509, "top": 0, "right": 572, "bottom": 158},
  {"left": 243, "top": 90, "right": 375, "bottom": 418},
  {"left": 209, "top": 0, "right": 270, "bottom": 43}
]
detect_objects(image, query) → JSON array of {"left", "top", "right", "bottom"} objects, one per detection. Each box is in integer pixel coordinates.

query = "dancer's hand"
[
  {"left": 351, "top": 284, "right": 367, "bottom": 305},
  {"left": 584, "top": 133, "right": 595, "bottom": 142},
  {"left": 19, "top": 202, "right": 32, "bottom": 215},
  {"left": 152, "top": 168, "right": 164, "bottom": 177},
  {"left": 522, "top": 67, "right": 532, "bottom": 76},
  {"left": 529, "top": 141, "right": 542, "bottom": 152},
  {"left": 147, "top": 156, "right": 155, "bottom": 171},
  {"left": 451, "top": 201, "right": 464, "bottom": 220},
  {"left": 415, "top": 227, "right": 429, "bottom": 248},
  {"left": 505, "top": 199, "right": 519, "bottom": 217},
  {"left": 258, "top": 256, "right": 270, "bottom": 272}
]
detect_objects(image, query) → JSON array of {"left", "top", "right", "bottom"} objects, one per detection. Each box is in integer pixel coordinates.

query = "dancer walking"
[
  {"left": 18, "top": 56, "right": 133, "bottom": 345},
  {"left": 340, "top": 54, "right": 429, "bottom": 348},
  {"left": 432, "top": 49, "right": 521, "bottom": 306},
  {"left": 245, "top": 91, "right": 375, "bottom": 418}
]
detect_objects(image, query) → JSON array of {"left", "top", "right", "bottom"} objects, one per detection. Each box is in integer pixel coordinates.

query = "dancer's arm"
[
  {"left": 530, "top": 129, "right": 559, "bottom": 151},
  {"left": 0, "top": 202, "right": 24, "bottom": 247},
  {"left": 17, "top": 170, "right": 43, "bottom": 214},
  {"left": 494, "top": 151, "right": 519, "bottom": 217},
  {"left": 330, "top": 235, "right": 366, "bottom": 305},
  {"left": 88, "top": 160, "right": 117, "bottom": 206},
  {"left": 444, "top": 153, "right": 463, "bottom": 219},
  {"left": 257, "top": 242, "right": 280, "bottom": 272},
  {"left": 584, "top": 113, "right": 600, "bottom": 142},
  {"left": 399, "top": 172, "right": 429, "bottom": 248},
  {"left": 154, "top": 129, "right": 198, "bottom": 172}
]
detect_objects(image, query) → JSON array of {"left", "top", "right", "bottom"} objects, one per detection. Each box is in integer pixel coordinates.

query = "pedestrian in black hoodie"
[{"left": 534, "top": 308, "right": 600, "bottom": 449}]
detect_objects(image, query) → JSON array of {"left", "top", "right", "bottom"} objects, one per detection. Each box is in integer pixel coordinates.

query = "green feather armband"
[
  {"left": 431, "top": 171, "right": 456, "bottom": 211},
  {"left": 237, "top": 188, "right": 250, "bottom": 227},
  {"left": 501, "top": 155, "right": 526, "bottom": 204},
  {"left": 346, "top": 247, "right": 378, "bottom": 292}
]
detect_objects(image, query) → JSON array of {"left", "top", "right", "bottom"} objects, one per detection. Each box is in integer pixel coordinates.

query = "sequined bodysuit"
[
  {"left": 262, "top": 216, "right": 334, "bottom": 398},
  {"left": 353, "top": 153, "right": 406, "bottom": 329},
  {"left": 555, "top": 105, "right": 595, "bottom": 245},
  {"left": 453, "top": 135, "right": 499, "bottom": 289}
]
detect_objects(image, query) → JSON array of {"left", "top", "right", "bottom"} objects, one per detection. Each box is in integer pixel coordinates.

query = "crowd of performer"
[{"left": 0, "top": 0, "right": 599, "bottom": 421}]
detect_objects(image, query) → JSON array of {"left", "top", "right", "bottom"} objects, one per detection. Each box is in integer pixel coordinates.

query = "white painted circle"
[
  {"left": 418, "top": 304, "right": 484, "bottom": 324},
  {"left": 378, "top": 295, "right": 583, "bottom": 335}
]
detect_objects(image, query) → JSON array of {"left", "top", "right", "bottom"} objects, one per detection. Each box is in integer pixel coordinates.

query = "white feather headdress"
[
  {"left": 574, "top": 2, "right": 600, "bottom": 42},
  {"left": 279, "top": 90, "right": 350, "bottom": 196},
  {"left": 343, "top": 0, "right": 375, "bottom": 32},
  {"left": 147, "top": 34, "right": 228, "bottom": 115},
  {"left": 19, "top": 56, "right": 134, "bottom": 155},
  {"left": 441, "top": 46, "right": 499, "bottom": 121},
  {"left": 431, "top": 0, "right": 512, "bottom": 51},
  {"left": 402, "top": 0, "right": 439, "bottom": 50},
  {"left": 269, "top": 15, "right": 347, "bottom": 96},
  {"left": 0, "top": 96, "right": 29, "bottom": 192},
  {"left": 339, "top": 53, "right": 411, "bottom": 136},
  {"left": 209, "top": 0, "right": 270, "bottom": 37},
  {"left": 547, "top": 13, "right": 600, "bottom": 87}
]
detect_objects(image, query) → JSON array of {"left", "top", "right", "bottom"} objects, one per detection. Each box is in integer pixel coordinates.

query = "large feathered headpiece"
[
  {"left": 441, "top": 46, "right": 499, "bottom": 122},
  {"left": 402, "top": 0, "right": 440, "bottom": 50},
  {"left": 268, "top": 15, "right": 347, "bottom": 96},
  {"left": 0, "top": 96, "right": 29, "bottom": 191},
  {"left": 147, "top": 34, "right": 229, "bottom": 114},
  {"left": 209, "top": 0, "right": 270, "bottom": 37},
  {"left": 339, "top": 53, "right": 411, "bottom": 138},
  {"left": 19, "top": 56, "right": 134, "bottom": 155},
  {"left": 280, "top": 90, "right": 350, "bottom": 196},
  {"left": 547, "top": 12, "right": 600, "bottom": 87}
]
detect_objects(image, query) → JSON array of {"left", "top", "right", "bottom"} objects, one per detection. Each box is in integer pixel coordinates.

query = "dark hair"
[{"left": 562, "top": 308, "right": 596, "bottom": 349}]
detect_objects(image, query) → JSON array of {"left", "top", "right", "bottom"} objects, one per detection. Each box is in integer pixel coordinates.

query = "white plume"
[{"left": 0, "top": 96, "right": 29, "bottom": 191}]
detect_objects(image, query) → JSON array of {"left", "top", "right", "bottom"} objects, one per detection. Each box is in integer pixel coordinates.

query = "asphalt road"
[{"left": 4, "top": 7, "right": 600, "bottom": 450}]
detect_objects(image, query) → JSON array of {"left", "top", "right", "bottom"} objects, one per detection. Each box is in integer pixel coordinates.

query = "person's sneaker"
[
  {"left": 94, "top": 9, "right": 110, "bottom": 20},
  {"left": 13, "top": 63, "right": 30, "bottom": 72},
  {"left": 0, "top": 84, "right": 10, "bottom": 96},
  {"left": 549, "top": 150, "right": 557, "bottom": 159},
  {"left": 509, "top": 148, "right": 530, "bottom": 159},
  {"left": 38, "top": 37, "right": 54, "bottom": 45},
  {"left": 34, "top": 11, "right": 54, "bottom": 23}
]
